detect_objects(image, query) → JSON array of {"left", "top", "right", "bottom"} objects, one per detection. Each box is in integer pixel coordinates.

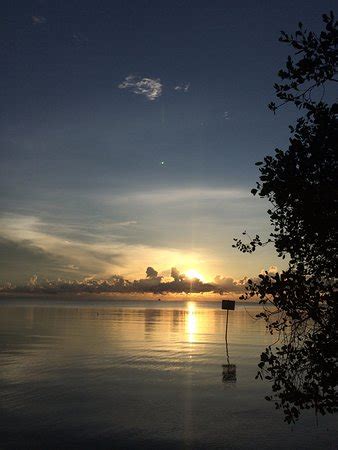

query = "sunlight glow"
[{"left": 185, "top": 269, "right": 204, "bottom": 281}]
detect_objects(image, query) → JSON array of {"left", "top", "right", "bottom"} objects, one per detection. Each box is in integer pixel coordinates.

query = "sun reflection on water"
[{"left": 186, "top": 301, "right": 197, "bottom": 342}]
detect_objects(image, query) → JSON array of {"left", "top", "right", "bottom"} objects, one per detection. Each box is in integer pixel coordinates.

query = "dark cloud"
[
  {"left": 171, "top": 267, "right": 183, "bottom": 282},
  {"left": 0, "top": 237, "right": 76, "bottom": 283},
  {"left": 146, "top": 266, "right": 159, "bottom": 278},
  {"left": 0, "top": 266, "right": 244, "bottom": 296},
  {"left": 212, "top": 268, "right": 279, "bottom": 295},
  {"left": 213, "top": 275, "right": 248, "bottom": 293}
]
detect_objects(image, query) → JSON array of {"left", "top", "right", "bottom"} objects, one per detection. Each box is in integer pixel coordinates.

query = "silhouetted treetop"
[
  {"left": 233, "top": 11, "right": 337, "bottom": 423},
  {"left": 269, "top": 11, "right": 337, "bottom": 112}
]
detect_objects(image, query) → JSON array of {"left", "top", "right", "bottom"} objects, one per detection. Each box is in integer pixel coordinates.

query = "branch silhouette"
[{"left": 234, "top": 11, "right": 338, "bottom": 423}]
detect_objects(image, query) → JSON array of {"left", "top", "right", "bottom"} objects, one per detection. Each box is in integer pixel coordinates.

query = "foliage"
[
  {"left": 234, "top": 12, "right": 338, "bottom": 423},
  {"left": 269, "top": 11, "right": 338, "bottom": 112}
]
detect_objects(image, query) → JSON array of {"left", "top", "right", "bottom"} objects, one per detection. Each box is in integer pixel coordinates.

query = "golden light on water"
[{"left": 186, "top": 301, "right": 197, "bottom": 342}]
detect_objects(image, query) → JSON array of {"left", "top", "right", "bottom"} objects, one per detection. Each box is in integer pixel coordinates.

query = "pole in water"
[
  {"left": 225, "top": 309, "right": 229, "bottom": 364},
  {"left": 221, "top": 300, "right": 237, "bottom": 383},
  {"left": 221, "top": 300, "right": 235, "bottom": 363}
]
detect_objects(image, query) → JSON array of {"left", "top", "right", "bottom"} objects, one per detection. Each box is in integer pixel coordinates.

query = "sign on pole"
[{"left": 222, "top": 300, "right": 235, "bottom": 311}]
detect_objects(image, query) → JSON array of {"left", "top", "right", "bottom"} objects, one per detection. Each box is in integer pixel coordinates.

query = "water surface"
[{"left": 0, "top": 299, "right": 336, "bottom": 449}]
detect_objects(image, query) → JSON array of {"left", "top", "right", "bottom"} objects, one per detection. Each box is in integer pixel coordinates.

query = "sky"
[{"left": 0, "top": 0, "right": 336, "bottom": 291}]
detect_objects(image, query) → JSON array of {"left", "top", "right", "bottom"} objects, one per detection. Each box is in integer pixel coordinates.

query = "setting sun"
[{"left": 185, "top": 269, "right": 204, "bottom": 281}]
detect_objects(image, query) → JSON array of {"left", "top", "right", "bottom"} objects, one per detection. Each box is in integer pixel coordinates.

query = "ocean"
[{"left": 0, "top": 298, "right": 336, "bottom": 449}]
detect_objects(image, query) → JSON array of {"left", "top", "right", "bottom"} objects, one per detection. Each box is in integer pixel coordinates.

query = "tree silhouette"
[{"left": 234, "top": 12, "right": 337, "bottom": 423}]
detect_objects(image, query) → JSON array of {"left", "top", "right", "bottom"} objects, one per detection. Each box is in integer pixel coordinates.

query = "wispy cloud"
[
  {"left": 118, "top": 75, "right": 162, "bottom": 101},
  {"left": 31, "top": 15, "right": 47, "bottom": 25},
  {"left": 174, "top": 82, "right": 190, "bottom": 92},
  {"left": 0, "top": 214, "right": 212, "bottom": 283},
  {"left": 103, "top": 187, "right": 250, "bottom": 205},
  {"left": 113, "top": 220, "right": 137, "bottom": 227},
  {"left": 72, "top": 32, "right": 89, "bottom": 45}
]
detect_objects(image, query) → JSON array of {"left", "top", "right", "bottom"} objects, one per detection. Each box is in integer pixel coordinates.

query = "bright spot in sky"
[{"left": 185, "top": 269, "right": 204, "bottom": 281}]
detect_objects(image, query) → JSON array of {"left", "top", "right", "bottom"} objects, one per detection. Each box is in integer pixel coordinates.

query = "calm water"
[{"left": 0, "top": 298, "right": 337, "bottom": 449}]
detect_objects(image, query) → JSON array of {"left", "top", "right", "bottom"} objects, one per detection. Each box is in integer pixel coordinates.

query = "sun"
[{"left": 185, "top": 268, "right": 204, "bottom": 281}]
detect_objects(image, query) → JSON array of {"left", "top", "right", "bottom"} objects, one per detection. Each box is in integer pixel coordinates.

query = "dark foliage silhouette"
[{"left": 234, "top": 12, "right": 337, "bottom": 423}]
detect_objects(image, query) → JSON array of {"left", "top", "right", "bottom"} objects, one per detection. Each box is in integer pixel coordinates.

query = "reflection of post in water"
[{"left": 221, "top": 300, "right": 237, "bottom": 383}]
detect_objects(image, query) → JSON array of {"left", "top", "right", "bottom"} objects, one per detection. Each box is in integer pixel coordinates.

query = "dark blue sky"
[{"left": 0, "top": 0, "right": 336, "bottom": 284}]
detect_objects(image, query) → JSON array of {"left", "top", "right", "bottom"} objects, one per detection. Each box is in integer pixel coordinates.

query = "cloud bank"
[
  {"left": 118, "top": 75, "right": 162, "bottom": 101},
  {"left": 0, "top": 267, "right": 248, "bottom": 297}
]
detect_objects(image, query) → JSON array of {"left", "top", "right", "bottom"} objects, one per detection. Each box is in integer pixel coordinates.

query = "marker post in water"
[
  {"left": 221, "top": 300, "right": 236, "bottom": 383},
  {"left": 222, "top": 300, "right": 235, "bottom": 341}
]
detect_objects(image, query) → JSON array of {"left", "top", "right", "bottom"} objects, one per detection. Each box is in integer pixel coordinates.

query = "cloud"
[
  {"left": 0, "top": 267, "right": 223, "bottom": 296},
  {"left": 104, "top": 187, "right": 249, "bottom": 205},
  {"left": 72, "top": 32, "right": 89, "bottom": 45},
  {"left": 0, "top": 213, "right": 216, "bottom": 284},
  {"left": 32, "top": 15, "right": 47, "bottom": 25},
  {"left": 114, "top": 220, "right": 137, "bottom": 227},
  {"left": 146, "top": 266, "right": 159, "bottom": 278},
  {"left": 174, "top": 82, "right": 190, "bottom": 92},
  {"left": 213, "top": 267, "right": 281, "bottom": 295},
  {"left": 65, "top": 264, "right": 79, "bottom": 271},
  {"left": 213, "top": 275, "right": 248, "bottom": 293},
  {"left": 260, "top": 265, "right": 278, "bottom": 275},
  {"left": 0, "top": 237, "right": 75, "bottom": 283},
  {"left": 118, "top": 75, "right": 162, "bottom": 101},
  {"left": 0, "top": 263, "right": 257, "bottom": 297},
  {"left": 171, "top": 267, "right": 181, "bottom": 282},
  {"left": 0, "top": 214, "right": 126, "bottom": 281}
]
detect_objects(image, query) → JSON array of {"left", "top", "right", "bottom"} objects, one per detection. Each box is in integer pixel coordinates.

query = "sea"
[{"left": 0, "top": 298, "right": 337, "bottom": 449}]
